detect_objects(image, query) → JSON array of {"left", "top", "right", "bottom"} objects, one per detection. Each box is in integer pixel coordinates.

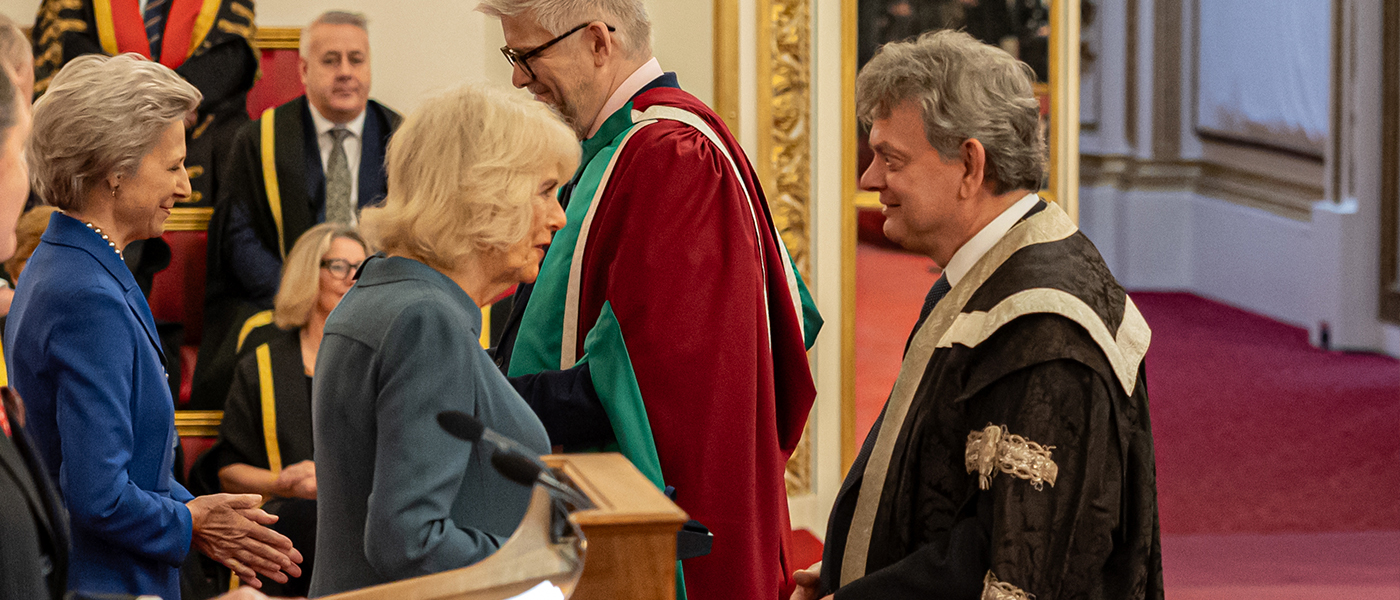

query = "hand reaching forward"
[
  {"left": 188, "top": 493, "right": 304, "bottom": 589},
  {"left": 273, "top": 460, "right": 317, "bottom": 500},
  {"left": 792, "top": 563, "right": 833, "bottom": 600}
]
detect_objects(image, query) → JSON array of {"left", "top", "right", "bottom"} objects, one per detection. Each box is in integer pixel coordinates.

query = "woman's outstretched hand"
[{"left": 188, "top": 493, "right": 304, "bottom": 588}]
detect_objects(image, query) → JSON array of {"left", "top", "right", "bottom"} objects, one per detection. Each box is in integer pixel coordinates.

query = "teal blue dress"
[{"left": 308, "top": 255, "right": 551, "bottom": 597}]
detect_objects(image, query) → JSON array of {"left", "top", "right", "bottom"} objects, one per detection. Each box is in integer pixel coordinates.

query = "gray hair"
[
  {"left": 0, "top": 57, "right": 16, "bottom": 135},
  {"left": 857, "top": 30, "right": 1045, "bottom": 194},
  {"left": 28, "top": 53, "right": 200, "bottom": 211},
  {"left": 0, "top": 14, "right": 28, "bottom": 78},
  {"left": 476, "top": 0, "right": 652, "bottom": 59},
  {"left": 300, "top": 11, "right": 369, "bottom": 58}
]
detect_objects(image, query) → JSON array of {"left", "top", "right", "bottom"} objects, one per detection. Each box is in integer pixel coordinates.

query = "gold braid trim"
[
  {"left": 230, "top": 1, "right": 254, "bottom": 22},
  {"left": 965, "top": 424, "right": 1058, "bottom": 491},
  {"left": 216, "top": 19, "right": 255, "bottom": 41},
  {"left": 982, "top": 571, "right": 1033, "bottom": 600},
  {"left": 36, "top": 17, "right": 87, "bottom": 46}
]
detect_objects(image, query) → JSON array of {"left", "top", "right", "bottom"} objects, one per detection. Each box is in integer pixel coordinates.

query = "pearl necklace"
[{"left": 83, "top": 222, "right": 122, "bottom": 258}]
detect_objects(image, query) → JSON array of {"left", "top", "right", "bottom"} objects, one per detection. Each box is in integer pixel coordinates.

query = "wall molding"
[
  {"left": 1380, "top": 0, "right": 1400, "bottom": 323},
  {"left": 254, "top": 26, "right": 300, "bottom": 50},
  {"left": 1082, "top": 154, "right": 1322, "bottom": 221},
  {"left": 755, "top": 0, "right": 814, "bottom": 495},
  {"left": 1153, "top": 0, "right": 1183, "bottom": 159}
]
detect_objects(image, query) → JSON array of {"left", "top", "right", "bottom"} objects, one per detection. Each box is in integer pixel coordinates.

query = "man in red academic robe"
[{"left": 478, "top": 1, "right": 823, "bottom": 598}]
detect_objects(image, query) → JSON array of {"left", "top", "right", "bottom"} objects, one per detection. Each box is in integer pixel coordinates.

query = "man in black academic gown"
[
  {"left": 793, "top": 30, "right": 1163, "bottom": 600},
  {"left": 195, "top": 10, "right": 401, "bottom": 410}
]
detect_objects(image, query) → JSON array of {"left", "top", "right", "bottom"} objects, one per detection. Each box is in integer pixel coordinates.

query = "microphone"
[{"left": 436, "top": 410, "right": 594, "bottom": 509}]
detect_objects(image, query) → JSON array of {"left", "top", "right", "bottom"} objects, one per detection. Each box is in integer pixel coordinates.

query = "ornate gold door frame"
[
  {"left": 837, "top": 0, "right": 1081, "bottom": 468},
  {"left": 715, "top": 0, "right": 817, "bottom": 495},
  {"left": 759, "top": 0, "right": 816, "bottom": 495}
]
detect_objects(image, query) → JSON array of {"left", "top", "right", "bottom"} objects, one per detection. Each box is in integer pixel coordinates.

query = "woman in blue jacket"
[{"left": 5, "top": 54, "right": 302, "bottom": 600}]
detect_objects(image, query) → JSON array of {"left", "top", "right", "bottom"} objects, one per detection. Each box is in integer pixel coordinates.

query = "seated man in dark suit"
[{"left": 196, "top": 10, "right": 401, "bottom": 409}]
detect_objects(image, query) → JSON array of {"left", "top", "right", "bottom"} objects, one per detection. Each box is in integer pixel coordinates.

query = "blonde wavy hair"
[
  {"left": 359, "top": 83, "right": 578, "bottom": 273},
  {"left": 5, "top": 206, "right": 61, "bottom": 281},
  {"left": 273, "top": 223, "right": 367, "bottom": 329}
]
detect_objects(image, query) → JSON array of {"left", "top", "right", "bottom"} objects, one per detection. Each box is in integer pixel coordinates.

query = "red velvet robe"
[{"left": 569, "top": 87, "right": 817, "bottom": 599}]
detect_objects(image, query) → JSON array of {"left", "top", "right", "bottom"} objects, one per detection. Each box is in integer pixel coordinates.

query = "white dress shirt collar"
[
  {"left": 942, "top": 192, "right": 1042, "bottom": 287},
  {"left": 587, "top": 57, "right": 664, "bottom": 139},
  {"left": 307, "top": 101, "right": 367, "bottom": 140}
]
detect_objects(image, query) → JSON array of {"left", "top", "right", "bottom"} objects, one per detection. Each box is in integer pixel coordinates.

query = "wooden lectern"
[{"left": 320, "top": 453, "right": 688, "bottom": 600}]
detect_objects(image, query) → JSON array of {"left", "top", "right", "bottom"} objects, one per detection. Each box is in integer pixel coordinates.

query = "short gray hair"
[
  {"left": 300, "top": 11, "right": 369, "bottom": 58},
  {"left": 29, "top": 54, "right": 200, "bottom": 211},
  {"left": 0, "top": 56, "right": 17, "bottom": 135},
  {"left": 857, "top": 30, "right": 1045, "bottom": 194},
  {"left": 0, "top": 14, "right": 28, "bottom": 77},
  {"left": 477, "top": 0, "right": 652, "bottom": 59}
]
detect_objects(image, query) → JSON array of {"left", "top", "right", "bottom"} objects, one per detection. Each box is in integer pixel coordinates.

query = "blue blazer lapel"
[
  {"left": 42, "top": 215, "right": 168, "bottom": 369},
  {"left": 124, "top": 286, "right": 168, "bottom": 369}
]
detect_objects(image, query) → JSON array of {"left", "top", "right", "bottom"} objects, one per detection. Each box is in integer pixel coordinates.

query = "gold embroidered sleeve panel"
[
  {"left": 981, "top": 571, "right": 1033, "bottom": 600},
  {"left": 965, "top": 424, "right": 1058, "bottom": 491}
]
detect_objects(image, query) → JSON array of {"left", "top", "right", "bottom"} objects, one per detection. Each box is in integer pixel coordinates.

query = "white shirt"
[
  {"left": 942, "top": 192, "right": 1042, "bottom": 287},
  {"left": 587, "top": 57, "right": 664, "bottom": 139},
  {"left": 308, "top": 102, "right": 367, "bottom": 223}
]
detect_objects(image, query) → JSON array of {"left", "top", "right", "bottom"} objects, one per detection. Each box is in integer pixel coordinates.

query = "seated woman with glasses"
[{"left": 194, "top": 222, "right": 367, "bottom": 597}]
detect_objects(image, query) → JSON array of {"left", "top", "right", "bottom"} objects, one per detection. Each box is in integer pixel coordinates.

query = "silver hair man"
[
  {"left": 857, "top": 29, "right": 1046, "bottom": 194},
  {"left": 28, "top": 54, "right": 200, "bottom": 212},
  {"left": 477, "top": 0, "right": 652, "bottom": 59},
  {"left": 299, "top": 10, "right": 368, "bottom": 58}
]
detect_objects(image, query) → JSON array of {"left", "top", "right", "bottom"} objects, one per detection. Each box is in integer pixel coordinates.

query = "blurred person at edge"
[{"left": 0, "top": 13, "right": 35, "bottom": 319}]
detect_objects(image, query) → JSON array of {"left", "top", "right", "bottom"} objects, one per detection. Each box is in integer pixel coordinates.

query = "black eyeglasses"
[
  {"left": 500, "top": 22, "right": 616, "bottom": 80},
  {"left": 320, "top": 258, "right": 362, "bottom": 280}
]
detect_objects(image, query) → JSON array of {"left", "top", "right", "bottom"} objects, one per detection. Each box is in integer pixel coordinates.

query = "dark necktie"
[
  {"left": 903, "top": 274, "right": 951, "bottom": 355},
  {"left": 325, "top": 128, "right": 353, "bottom": 224},
  {"left": 144, "top": 0, "right": 170, "bottom": 62}
]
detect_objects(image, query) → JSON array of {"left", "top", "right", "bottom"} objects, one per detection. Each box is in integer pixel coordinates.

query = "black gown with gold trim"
[
  {"left": 819, "top": 201, "right": 1164, "bottom": 600},
  {"left": 191, "top": 321, "right": 315, "bottom": 597},
  {"left": 32, "top": 0, "right": 258, "bottom": 208}
]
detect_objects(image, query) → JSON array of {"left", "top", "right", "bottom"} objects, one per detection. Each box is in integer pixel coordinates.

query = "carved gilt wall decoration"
[{"left": 756, "top": 0, "right": 815, "bottom": 496}]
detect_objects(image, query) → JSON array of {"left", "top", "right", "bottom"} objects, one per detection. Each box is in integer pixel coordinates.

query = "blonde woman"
[
  {"left": 3, "top": 205, "right": 59, "bottom": 281},
  {"left": 198, "top": 222, "right": 366, "bottom": 596},
  {"left": 309, "top": 83, "right": 577, "bottom": 596}
]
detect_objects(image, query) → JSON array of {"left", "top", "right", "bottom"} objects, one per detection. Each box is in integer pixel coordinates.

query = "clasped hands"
[
  {"left": 186, "top": 493, "right": 304, "bottom": 589},
  {"left": 272, "top": 459, "right": 317, "bottom": 500}
]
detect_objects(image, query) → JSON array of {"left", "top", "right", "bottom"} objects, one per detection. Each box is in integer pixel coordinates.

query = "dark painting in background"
[{"left": 855, "top": 0, "right": 1052, "bottom": 179}]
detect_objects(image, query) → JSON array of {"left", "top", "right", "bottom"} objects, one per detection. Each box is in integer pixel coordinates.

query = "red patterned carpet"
[{"left": 843, "top": 241, "right": 1400, "bottom": 597}]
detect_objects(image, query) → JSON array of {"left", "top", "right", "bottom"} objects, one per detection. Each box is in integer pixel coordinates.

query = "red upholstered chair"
[{"left": 168, "top": 30, "right": 305, "bottom": 475}]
